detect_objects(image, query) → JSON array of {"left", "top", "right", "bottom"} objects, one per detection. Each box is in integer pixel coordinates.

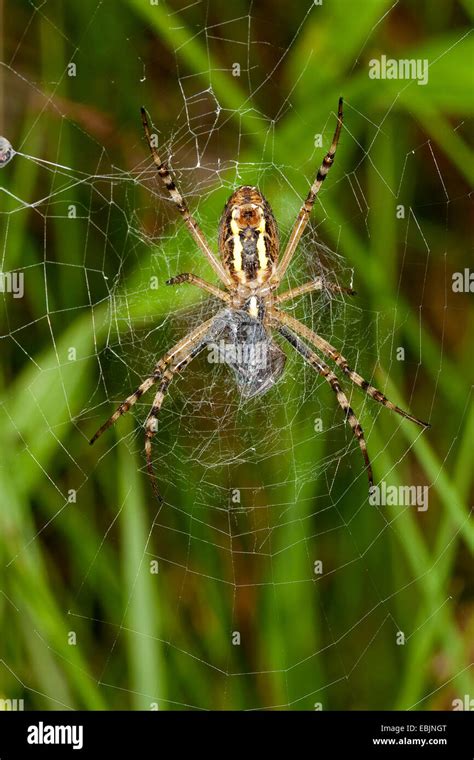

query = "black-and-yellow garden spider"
[{"left": 90, "top": 98, "right": 430, "bottom": 499}]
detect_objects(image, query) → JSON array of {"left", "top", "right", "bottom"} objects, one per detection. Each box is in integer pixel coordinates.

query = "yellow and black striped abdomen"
[{"left": 218, "top": 186, "right": 279, "bottom": 286}]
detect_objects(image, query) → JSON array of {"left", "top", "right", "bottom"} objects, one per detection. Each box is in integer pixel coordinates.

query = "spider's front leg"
[
  {"left": 143, "top": 309, "right": 233, "bottom": 500},
  {"left": 274, "top": 321, "right": 374, "bottom": 487},
  {"left": 90, "top": 312, "right": 229, "bottom": 500},
  {"left": 273, "top": 309, "right": 431, "bottom": 428},
  {"left": 144, "top": 340, "right": 209, "bottom": 502},
  {"left": 89, "top": 315, "right": 219, "bottom": 446}
]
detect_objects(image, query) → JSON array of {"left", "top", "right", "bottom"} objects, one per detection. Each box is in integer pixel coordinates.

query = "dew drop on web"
[{"left": 0, "top": 137, "right": 15, "bottom": 167}]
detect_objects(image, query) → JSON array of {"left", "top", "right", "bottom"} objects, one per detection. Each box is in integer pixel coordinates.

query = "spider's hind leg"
[
  {"left": 140, "top": 107, "right": 232, "bottom": 287},
  {"left": 272, "top": 97, "right": 344, "bottom": 286}
]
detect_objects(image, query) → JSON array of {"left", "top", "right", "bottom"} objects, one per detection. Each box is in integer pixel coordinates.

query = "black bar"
[{"left": 0, "top": 710, "right": 472, "bottom": 757}]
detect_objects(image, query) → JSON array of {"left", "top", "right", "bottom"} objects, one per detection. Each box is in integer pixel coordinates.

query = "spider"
[{"left": 90, "top": 98, "right": 430, "bottom": 500}]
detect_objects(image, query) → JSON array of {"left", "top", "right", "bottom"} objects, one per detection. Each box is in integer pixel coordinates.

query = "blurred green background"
[{"left": 0, "top": 0, "right": 473, "bottom": 710}]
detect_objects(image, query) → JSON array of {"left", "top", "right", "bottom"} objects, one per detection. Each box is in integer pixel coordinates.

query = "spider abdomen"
[{"left": 218, "top": 185, "right": 279, "bottom": 287}]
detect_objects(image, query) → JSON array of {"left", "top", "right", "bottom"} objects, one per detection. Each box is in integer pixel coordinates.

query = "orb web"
[{"left": 0, "top": 0, "right": 472, "bottom": 711}]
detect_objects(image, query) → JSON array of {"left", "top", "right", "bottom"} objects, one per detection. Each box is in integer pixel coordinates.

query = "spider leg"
[
  {"left": 275, "top": 276, "right": 356, "bottom": 305},
  {"left": 144, "top": 341, "right": 208, "bottom": 502},
  {"left": 89, "top": 375, "right": 158, "bottom": 445},
  {"left": 140, "top": 108, "right": 233, "bottom": 287},
  {"left": 272, "top": 309, "right": 431, "bottom": 428},
  {"left": 275, "top": 322, "right": 373, "bottom": 487},
  {"left": 272, "top": 97, "right": 343, "bottom": 286},
  {"left": 166, "top": 273, "right": 231, "bottom": 303},
  {"left": 89, "top": 315, "right": 219, "bottom": 445}
]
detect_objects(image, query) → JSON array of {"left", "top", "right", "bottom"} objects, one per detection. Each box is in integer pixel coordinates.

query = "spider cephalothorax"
[{"left": 90, "top": 99, "right": 430, "bottom": 500}]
